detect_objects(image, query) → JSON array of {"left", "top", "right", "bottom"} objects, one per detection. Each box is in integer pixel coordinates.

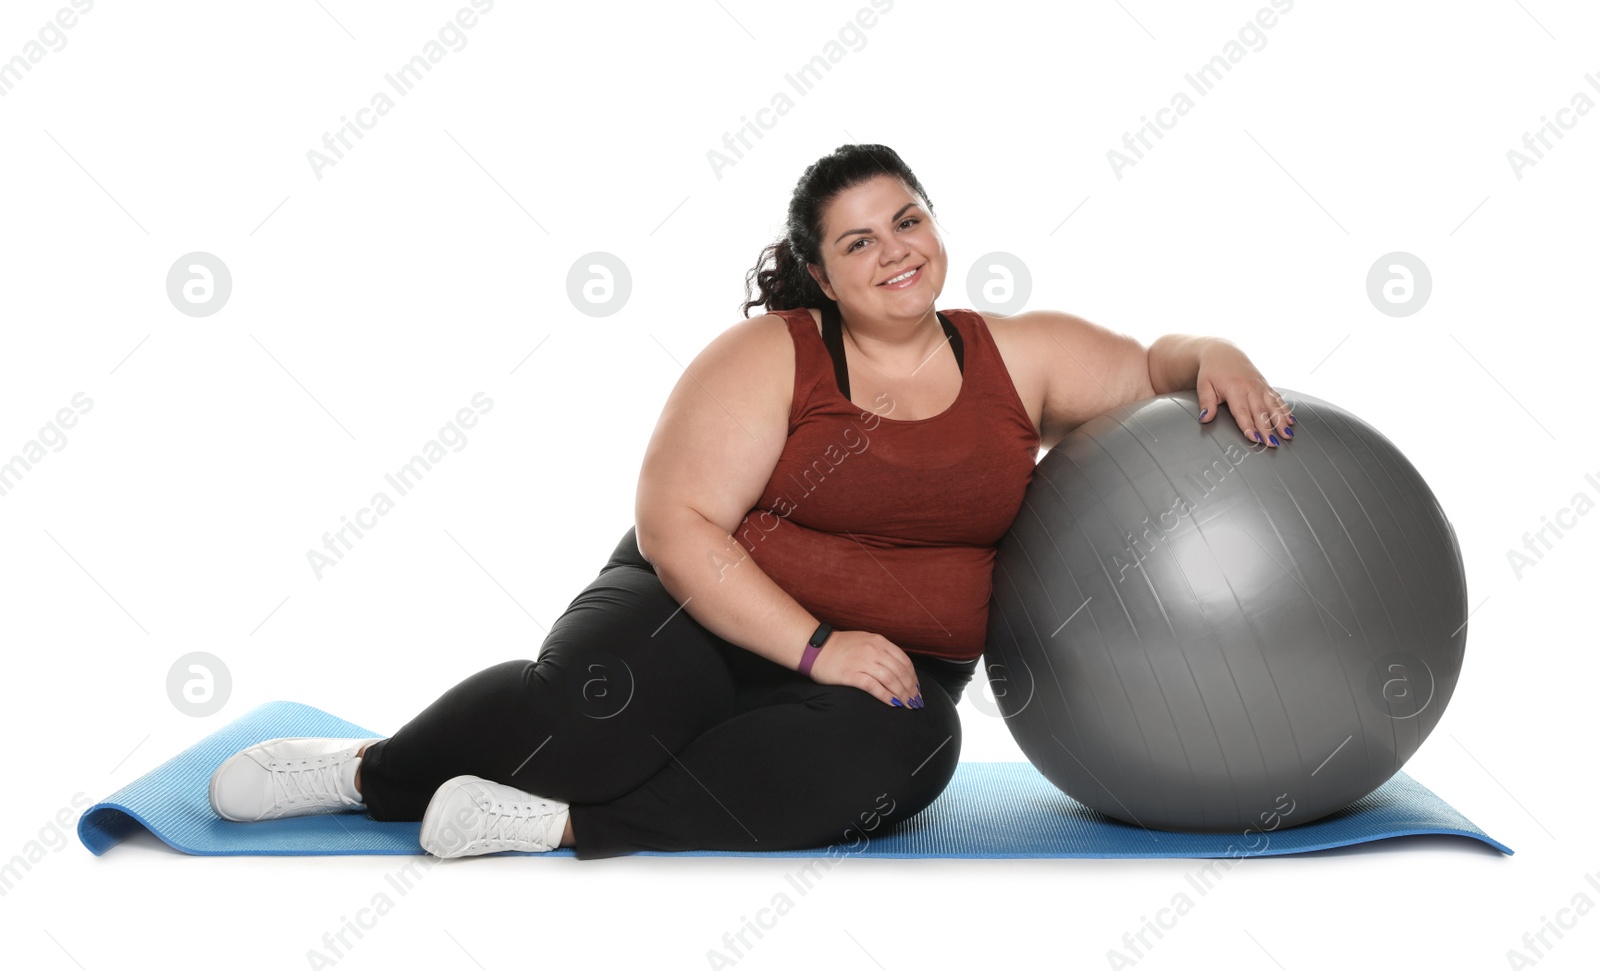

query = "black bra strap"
[
  {"left": 820, "top": 301, "right": 851, "bottom": 399},
  {"left": 819, "top": 304, "right": 963, "bottom": 401},
  {"left": 944, "top": 313, "right": 965, "bottom": 373}
]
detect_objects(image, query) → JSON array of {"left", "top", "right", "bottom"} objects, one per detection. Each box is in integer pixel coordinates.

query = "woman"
[{"left": 208, "top": 144, "right": 1295, "bottom": 860}]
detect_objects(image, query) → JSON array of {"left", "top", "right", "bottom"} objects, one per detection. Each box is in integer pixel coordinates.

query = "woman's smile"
[{"left": 878, "top": 264, "right": 924, "bottom": 290}]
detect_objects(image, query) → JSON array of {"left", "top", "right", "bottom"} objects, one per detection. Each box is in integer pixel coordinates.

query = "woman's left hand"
[{"left": 1195, "top": 341, "right": 1295, "bottom": 447}]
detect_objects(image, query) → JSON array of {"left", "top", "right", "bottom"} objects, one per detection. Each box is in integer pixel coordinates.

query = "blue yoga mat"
[{"left": 78, "top": 701, "right": 1512, "bottom": 858}]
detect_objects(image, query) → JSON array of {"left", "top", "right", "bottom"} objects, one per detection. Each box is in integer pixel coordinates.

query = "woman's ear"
[{"left": 806, "top": 262, "right": 834, "bottom": 301}]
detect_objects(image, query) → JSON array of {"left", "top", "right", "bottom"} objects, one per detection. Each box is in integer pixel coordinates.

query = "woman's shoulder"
[
  {"left": 738, "top": 306, "right": 814, "bottom": 334},
  {"left": 773, "top": 306, "right": 822, "bottom": 334},
  {"left": 955, "top": 308, "right": 1047, "bottom": 422},
  {"left": 948, "top": 307, "right": 1015, "bottom": 348},
  {"left": 959, "top": 307, "right": 1052, "bottom": 349},
  {"left": 716, "top": 309, "right": 799, "bottom": 355},
  {"left": 704, "top": 310, "right": 807, "bottom": 392},
  {"left": 944, "top": 306, "right": 1002, "bottom": 335}
]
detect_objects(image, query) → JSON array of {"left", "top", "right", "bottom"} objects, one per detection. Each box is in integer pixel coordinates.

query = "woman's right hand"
[{"left": 806, "top": 629, "right": 923, "bottom": 708}]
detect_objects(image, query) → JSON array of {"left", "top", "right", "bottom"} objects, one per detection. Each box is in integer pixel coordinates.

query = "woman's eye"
[{"left": 848, "top": 217, "right": 919, "bottom": 252}]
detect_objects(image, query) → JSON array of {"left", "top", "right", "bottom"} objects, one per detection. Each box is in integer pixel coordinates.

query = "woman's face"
[{"left": 809, "top": 174, "right": 946, "bottom": 322}]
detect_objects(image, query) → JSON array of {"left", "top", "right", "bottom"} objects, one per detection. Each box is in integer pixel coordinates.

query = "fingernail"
[
  {"left": 1269, "top": 434, "right": 1279, "bottom": 446},
  {"left": 1283, "top": 427, "right": 1293, "bottom": 438},
  {"left": 1253, "top": 432, "right": 1262, "bottom": 442},
  {"left": 913, "top": 693, "right": 924, "bottom": 708},
  {"left": 891, "top": 697, "right": 903, "bottom": 707},
  {"left": 1199, "top": 408, "right": 1208, "bottom": 418},
  {"left": 1289, "top": 414, "right": 1296, "bottom": 423}
]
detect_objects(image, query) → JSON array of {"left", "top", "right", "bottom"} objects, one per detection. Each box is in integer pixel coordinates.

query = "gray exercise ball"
[{"left": 984, "top": 389, "right": 1466, "bottom": 833}]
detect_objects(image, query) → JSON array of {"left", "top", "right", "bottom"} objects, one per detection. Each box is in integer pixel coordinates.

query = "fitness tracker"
[{"left": 798, "top": 622, "right": 833, "bottom": 677}]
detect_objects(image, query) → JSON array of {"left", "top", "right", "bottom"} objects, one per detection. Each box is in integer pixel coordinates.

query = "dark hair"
[{"left": 741, "top": 144, "right": 935, "bottom": 318}]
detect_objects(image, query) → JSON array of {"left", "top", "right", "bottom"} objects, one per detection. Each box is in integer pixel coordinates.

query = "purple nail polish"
[
  {"left": 891, "top": 697, "right": 903, "bottom": 707},
  {"left": 1199, "top": 408, "right": 1208, "bottom": 419},
  {"left": 1269, "top": 434, "right": 1279, "bottom": 446},
  {"left": 1283, "top": 427, "right": 1293, "bottom": 438}
]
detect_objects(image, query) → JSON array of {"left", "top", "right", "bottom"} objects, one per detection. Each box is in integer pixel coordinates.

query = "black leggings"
[{"left": 358, "top": 526, "right": 978, "bottom": 860}]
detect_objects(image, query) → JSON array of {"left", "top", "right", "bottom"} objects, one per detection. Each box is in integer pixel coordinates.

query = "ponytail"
[{"left": 741, "top": 236, "right": 831, "bottom": 318}]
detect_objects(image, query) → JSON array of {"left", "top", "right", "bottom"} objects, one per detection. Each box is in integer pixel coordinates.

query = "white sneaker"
[
  {"left": 419, "top": 775, "right": 570, "bottom": 858},
  {"left": 209, "top": 736, "right": 381, "bottom": 822}
]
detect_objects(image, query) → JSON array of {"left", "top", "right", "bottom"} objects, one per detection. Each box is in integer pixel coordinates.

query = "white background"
[{"left": 2, "top": 1, "right": 1597, "bottom": 968}]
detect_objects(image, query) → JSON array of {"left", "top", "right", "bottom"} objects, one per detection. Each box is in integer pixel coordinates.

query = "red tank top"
[{"left": 739, "top": 307, "right": 1041, "bottom": 662}]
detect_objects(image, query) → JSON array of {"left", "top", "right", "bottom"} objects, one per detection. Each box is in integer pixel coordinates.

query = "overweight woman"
[{"left": 208, "top": 144, "right": 1295, "bottom": 860}]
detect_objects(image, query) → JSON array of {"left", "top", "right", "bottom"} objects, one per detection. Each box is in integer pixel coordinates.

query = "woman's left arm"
[
  {"left": 1148, "top": 334, "right": 1296, "bottom": 448},
  {"left": 1023, "top": 311, "right": 1295, "bottom": 451}
]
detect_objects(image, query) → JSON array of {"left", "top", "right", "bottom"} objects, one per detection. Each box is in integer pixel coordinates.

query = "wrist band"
[{"left": 798, "top": 622, "right": 833, "bottom": 677}]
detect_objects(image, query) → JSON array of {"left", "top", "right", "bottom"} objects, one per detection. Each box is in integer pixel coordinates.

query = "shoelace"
[
  {"left": 271, "top": 756, "right": 359, "bottom": 808},
  {"left": 477, "top": 795, "right": 558, "bottom": 849}
]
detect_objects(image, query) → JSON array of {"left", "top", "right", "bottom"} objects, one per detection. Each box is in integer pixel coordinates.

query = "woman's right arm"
[{"left": 633, "top": 315, "right": 920, "bottom": 707}]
